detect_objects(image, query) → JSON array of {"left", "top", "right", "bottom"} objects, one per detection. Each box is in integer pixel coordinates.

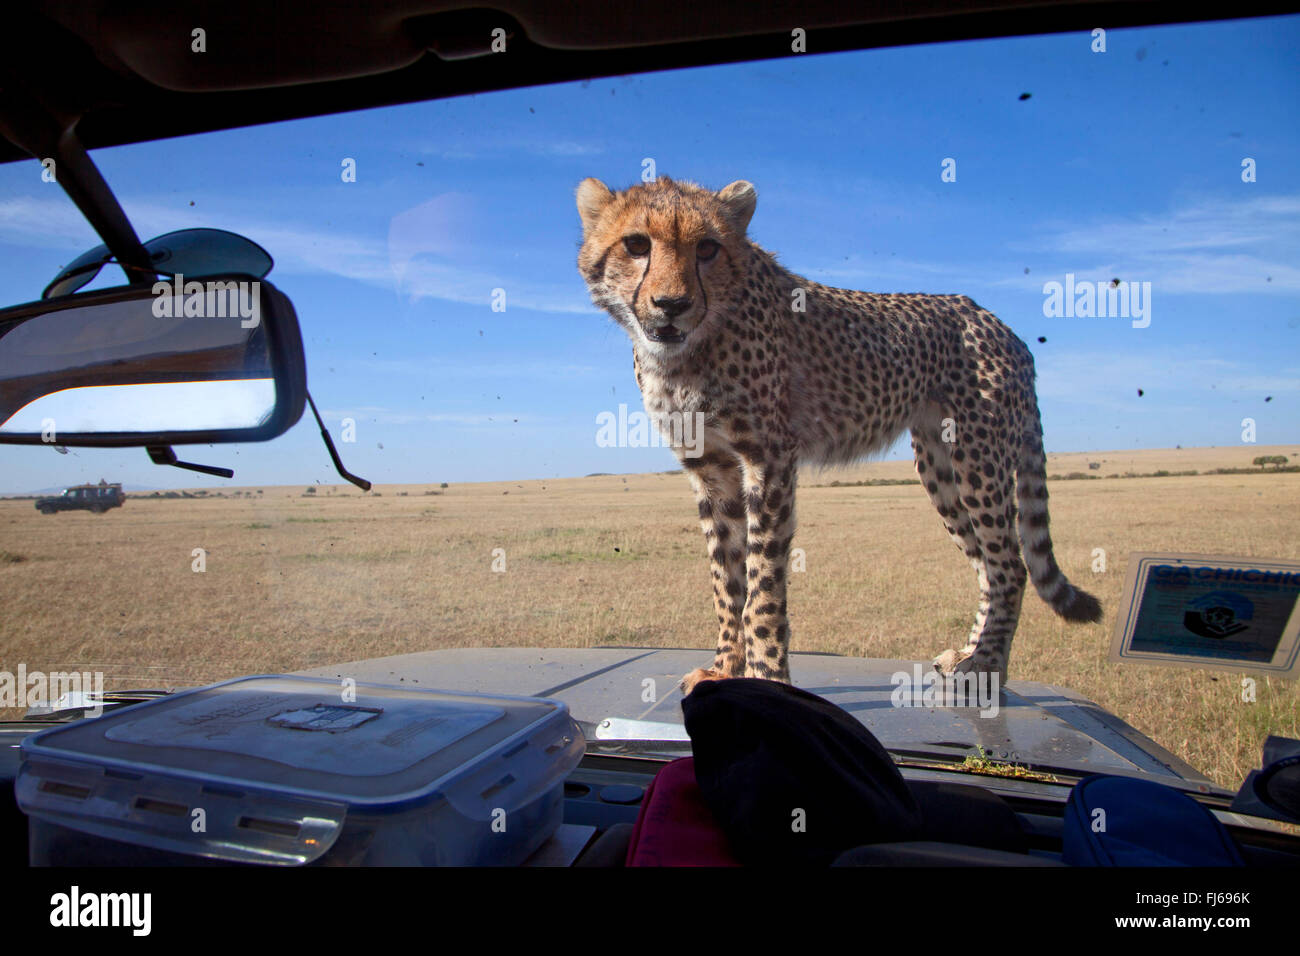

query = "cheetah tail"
[{"left": 1015, "top": 429, "right": 1103, "bottom": 624}]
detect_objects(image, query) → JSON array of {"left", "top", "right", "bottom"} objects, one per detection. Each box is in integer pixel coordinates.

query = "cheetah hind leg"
[{"left": 911, "top": 430, "right": 1009, "bottom": 684}]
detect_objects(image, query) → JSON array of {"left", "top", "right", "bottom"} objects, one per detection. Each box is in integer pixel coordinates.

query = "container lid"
[{"left": 20, "top": 675, "right": 571, "bottom": 806}]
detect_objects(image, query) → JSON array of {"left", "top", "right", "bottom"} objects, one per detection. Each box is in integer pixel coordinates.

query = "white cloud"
[
  {"left": 1003, "top": 194, "right": 1300, "bottom": 294},
  {"left": 319, "top": 405, "right": 541, "bottom": 426},
  {"left": 1032, "top": 348, "right": 1297, "bottom": 406},
  {"left": 338, "top": 356, "right": 604, "bottom": 379},
  {"left": 0, "top": 193, "right": 594, "bottom": 313},
  {"left": 416, "top": 135, "right": 605, "bottom": 161},
  {"left": 0, "top": 196, "right": 106, "bottom": 251}
]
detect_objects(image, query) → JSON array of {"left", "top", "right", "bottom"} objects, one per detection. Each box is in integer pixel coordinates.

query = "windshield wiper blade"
[
  {"left": 23, "top": 688, "right": 173, "bottom": 722},
  {"left": 590, "top": 718, "right": 690, "bottom": 741},
  {"left": 584, "top": 738, "right": 694, "bottom": 757},
  {"left": 573, "top": 718, "right": 693, "bottom": 756}
]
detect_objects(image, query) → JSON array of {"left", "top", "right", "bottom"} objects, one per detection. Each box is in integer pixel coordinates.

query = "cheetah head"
[{"left": 575, "top": 176, "right": 756, "bottom": 362}]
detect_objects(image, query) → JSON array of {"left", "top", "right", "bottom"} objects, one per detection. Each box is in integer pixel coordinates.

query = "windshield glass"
[{"left": 1, "top": 15, "right": 1297, "bottom": 792}]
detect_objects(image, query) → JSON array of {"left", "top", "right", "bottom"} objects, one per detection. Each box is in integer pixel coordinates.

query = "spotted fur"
[{"left": 575, "top": 176, "right": 1101, "bottom": 692}]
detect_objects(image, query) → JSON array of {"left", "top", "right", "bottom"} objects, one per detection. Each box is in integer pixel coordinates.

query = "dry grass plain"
[{"left": 2, "top": 444, "right": 1297, "bottom": 791}]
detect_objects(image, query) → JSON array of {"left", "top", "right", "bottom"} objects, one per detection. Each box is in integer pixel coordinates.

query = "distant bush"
[
  {"left": 826, "top": 478, "right": 914, "bottom": 487},
  {"left": 1254, "top": 455, "right": 1289, "bottom": 470},
  {"left": 1217, "top": 464, "right": 1299, "bottom": 475},
  {"left": 304, "top": 487, "right": 316, "bottom": 495},
  {"left": 801, "top": 461, "right": 1283, "bottom": 490}
]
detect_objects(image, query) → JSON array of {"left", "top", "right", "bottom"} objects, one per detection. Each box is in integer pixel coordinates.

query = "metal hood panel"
[{"left": 297, "top": 647, "right": 1214, "bottom": 786}]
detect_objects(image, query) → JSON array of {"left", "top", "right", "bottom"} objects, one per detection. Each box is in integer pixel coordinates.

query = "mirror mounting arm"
[
  {"left": 0, "top": 88, "right": 155, "bottom": 283},
  {"left": 146, "top": 445, "right": 235, "bottom": 479},
  {"left": 307, "top": 391, "right": 371, "bottom": 492}
]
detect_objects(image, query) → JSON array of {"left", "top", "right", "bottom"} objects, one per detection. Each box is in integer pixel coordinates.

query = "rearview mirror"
[{"left": 0, "top": 275, "right": 306, "bottom": 446}]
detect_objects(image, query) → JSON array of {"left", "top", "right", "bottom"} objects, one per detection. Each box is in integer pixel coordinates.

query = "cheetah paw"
[
  {"left": 933, "top": 648, "right": 1006, "bottom": 682},
  {"left": 679, "top": 667, "right": 730, "bottom": 696},
  {"left": 933, "top": 647, "right": 974, "bottom": 674}
]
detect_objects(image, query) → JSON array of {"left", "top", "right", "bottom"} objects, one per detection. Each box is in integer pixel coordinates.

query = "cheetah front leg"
[
  {"left": 679, "top": 448, "right": 798, "bottom": 693},
  {"left": 680, "top": 456, "right": 750, "bottom": 694},
  {"left": 737, "top": 448, "right": 798, "bottom": 682}
]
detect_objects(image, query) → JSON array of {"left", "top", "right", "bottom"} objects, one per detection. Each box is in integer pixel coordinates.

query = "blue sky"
[{"left": 1, "top": 15, "right": 1297, "bottom": 493}]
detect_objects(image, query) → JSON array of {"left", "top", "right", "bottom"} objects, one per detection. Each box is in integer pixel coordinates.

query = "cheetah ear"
[
  {"left": 576, "top": 178, "right": 614, "bottom": 234},
  {"left": 716, "top": 180, "right": 757, "bottom": 234}
]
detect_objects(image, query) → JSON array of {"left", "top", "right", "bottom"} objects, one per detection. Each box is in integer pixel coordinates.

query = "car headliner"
[{"left": 0, "top": 1, "right": 1283, "bottom": 166}]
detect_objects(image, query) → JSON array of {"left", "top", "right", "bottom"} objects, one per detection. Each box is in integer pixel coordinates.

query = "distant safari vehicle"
[{"left": 35, "top": 481, "right": 124, "bottom": 515}]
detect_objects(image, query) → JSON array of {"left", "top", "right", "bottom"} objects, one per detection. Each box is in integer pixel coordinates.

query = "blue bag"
[{"left": 1063, "top": 774, "right": 1244, "bottom": 866}]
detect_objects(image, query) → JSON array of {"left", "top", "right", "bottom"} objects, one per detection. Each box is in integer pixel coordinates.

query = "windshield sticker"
[{"left": 1110, "top": 553, "right": 1300, "bottom": 677}]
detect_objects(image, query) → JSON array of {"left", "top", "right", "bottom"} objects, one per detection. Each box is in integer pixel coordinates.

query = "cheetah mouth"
[{"left": 644, "top": 324, "right": 688, "bottom": 344}]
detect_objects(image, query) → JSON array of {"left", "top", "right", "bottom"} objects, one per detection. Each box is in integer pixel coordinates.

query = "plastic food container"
[{"left": 16, "top": 675, "right": 585, "bottom": 866}]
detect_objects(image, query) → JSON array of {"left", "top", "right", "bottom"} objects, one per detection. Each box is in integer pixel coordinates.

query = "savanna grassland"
[{"left": 2, "top": 444, "right": 1297, "bottom": 791}]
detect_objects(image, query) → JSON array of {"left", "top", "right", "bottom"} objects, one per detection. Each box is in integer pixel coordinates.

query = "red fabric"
[{"left": 625, "top": 757, "right": 741, "bottom": 867}]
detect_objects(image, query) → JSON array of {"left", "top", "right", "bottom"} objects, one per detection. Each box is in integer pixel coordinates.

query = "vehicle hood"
[{"left": 296, "top": 647, "right": 1215, "bottom": 788}]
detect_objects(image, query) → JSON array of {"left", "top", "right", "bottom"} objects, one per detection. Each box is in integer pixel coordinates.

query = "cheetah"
[{"left": 575, "top": 176, "right": 1101, "bottom": 695}]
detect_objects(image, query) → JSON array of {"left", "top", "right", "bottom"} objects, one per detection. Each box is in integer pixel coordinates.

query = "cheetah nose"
[{"left": 653, "top": 296, "right": 693, "bottom": 319}]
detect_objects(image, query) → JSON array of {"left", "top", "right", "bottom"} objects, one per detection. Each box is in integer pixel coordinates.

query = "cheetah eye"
[
  {"left": 697, "top": 239, "right": 720, "bottom": 261},
  {"left": 623, "top": 235, "right": 651, "bottom": 257}
]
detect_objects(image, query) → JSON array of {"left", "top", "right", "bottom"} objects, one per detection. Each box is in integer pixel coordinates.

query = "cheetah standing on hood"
[{"left": 575, "top": 176, "right": 1101, "bottom": 694}]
